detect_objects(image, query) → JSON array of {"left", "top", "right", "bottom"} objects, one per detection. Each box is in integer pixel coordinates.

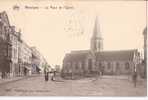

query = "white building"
[
  {"left": 31, "top": 47, "right": 48, "bottom": 74},
  {"left": 20, "top": 41, "right": 32, "bottom": 76}
]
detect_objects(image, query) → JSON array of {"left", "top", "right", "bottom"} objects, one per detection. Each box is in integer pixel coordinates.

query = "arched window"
[
  {"left": 79, "top": 62, "right": 82, "bottom": 69},
  {"left": 125, "top": 62, "right": 130, "bottom": 70},
  {"left": 72, "top": 62, "right": 75, "bottom": 70},
  {"left": 75, "top": 62, "right": 78, "bottom": 70},
  {"left": 82, "top": 61, "right": 85, "bottom": 70},
  {"left": 99, "top": 62, "right": 102, "bottom": 67},
  {"left": 116, "top": 62, "right": 119, "bottom": 69},
  {"left": 107, "top": 62, "right": 111, "bottom": 69},
  {"left": 98, "top": 62, "right": 102, "bottom": 70}
]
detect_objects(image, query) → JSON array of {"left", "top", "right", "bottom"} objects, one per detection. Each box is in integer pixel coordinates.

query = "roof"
[
  {"left": 64, "top": 50, "right": 90, "bottom": 62},
  {"left": 64, "top": 49, "right": 138, "bottom": 62},
  {"left": 96, "top": 49, "right": 138, "bottom": 61},
  {"left": 0, "top": 11, "right": 10, "bottom": 26},
  {"left": 71, "top": 50, "right": 90, "bottom": 54}
]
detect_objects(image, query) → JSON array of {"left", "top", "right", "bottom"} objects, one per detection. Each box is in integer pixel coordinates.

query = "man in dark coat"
[{"left": 133, "top": 71, "right": 137, "bottom": 87}]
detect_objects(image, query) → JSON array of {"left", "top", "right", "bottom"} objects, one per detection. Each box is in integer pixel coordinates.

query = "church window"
[
  {"left": 99, "top": 62, "right": 102, "bottom": 67},
  {"left": 72, "top": 62, "right": 75, "bottom": 70},
  {"left": 98, "top": 42, "right": 100, "bottom": 50},
  {"left": 79, "top": 62, "right": 82, "bottom": 69},
  {"left": 75, "top": 63, "right": 78, "bottom": 69},
  {"left": 125, "top": 62, "right": 130, "bottom": 70},
  {"left": 107, "top": 62, "right": 111, "bottom": 69},
  {"left": 82, "top": 61, "right": 85, "bottom": 70},
  {"left": 98, "top": 62, "right": 101, "bottom": 70},
  {"left": 116, "top": 62, "right": 119, "bottom": 69}
]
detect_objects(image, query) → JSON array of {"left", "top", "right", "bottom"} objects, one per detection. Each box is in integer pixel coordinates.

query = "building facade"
[
  {"left": 31, "top": 47, "right": 43, "bottom": 74},
  {"left": 62, "top": 17, "right": 140, "bottom": 79},
  {"left": 0, "top": 11, "right": 48, "bottom": 78},
  {"left": 8, "top": 26, "right": 20, "bottom": 77},
  {"left": 19, "top": 41, "right": 32, "bottom": 76},
  {"left": 0, "top": 11, "right": 10, "bottom": 78},
  {"left": 0, "top": 11, "right": 20, "bottom": 77},
  {"left": 31, "top": 47, "right": 41, "bottom": 74}
]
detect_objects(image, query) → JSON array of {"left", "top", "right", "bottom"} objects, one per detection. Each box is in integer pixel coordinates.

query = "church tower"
[{"left": 90, "top": 16, "right": 103, "bottom": 52}]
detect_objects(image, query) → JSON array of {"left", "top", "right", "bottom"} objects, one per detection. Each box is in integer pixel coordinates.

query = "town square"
[
  {"left": 0, "top": 0, "right": 147, "bottom": 97},
  {"left": 0, "top": 74, "right": 146, "bottom": 96}
]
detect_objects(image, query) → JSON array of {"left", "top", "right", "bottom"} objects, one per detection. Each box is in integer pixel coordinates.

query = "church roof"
[
  {"left": 64, "top": 49, "right": 138, "bottom": 62},
  {"left": 96, "top": 49, "right": 137, "bottom": 61},
  {"left": 64, "top": 50, "right": 90, "bottom": 62},
  {"left": 71, "top": 50, "right": 90, "bottom": 54}
]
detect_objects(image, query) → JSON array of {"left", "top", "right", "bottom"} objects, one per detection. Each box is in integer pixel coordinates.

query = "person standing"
[
  {"left": 51, "top": 69, "right": 56, "bottom": 81},
  {"left": 44, "top": 64, "right": 49, "bottom": 82},
  {"left": 133, "top": 71, "right": 137, "bottom": 87}
]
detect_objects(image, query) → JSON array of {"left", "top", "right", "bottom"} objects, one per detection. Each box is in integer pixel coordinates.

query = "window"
[
  {"left": 98, "top": 62, "right": 102, "bottom": 70},
  {"left": 72, "top": 62, "right": 75, "bottom": 70},
  {"left": 75, "top": 63, "right": 78, "bottom": 69},
  {"left": 125, "top": 62, "right": 130, "bottom": 70},
  {"left": 107, "top": 62, "right": 111, "bottom": 69},
  {"left": 82, "top": 61, "right": 85, "bottom": 70},
  {"left": 98, "top": 42, "right": 101, "bottom": 50},
  {"left": 99, "top": 62, "right": 102, "bottom": 67},
  {"left": 116, "top": 62, "right": 119, "bottom": 69},
  {"left": 79, "top": 62, "right": 82, "bottom": 69}
]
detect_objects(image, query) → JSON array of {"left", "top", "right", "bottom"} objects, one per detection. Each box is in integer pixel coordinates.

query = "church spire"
[
  {"left": 93, "top": 16, "right": 102, "bottom": 38},
  {"left": 90, "top": 16, "right": 103, "bottom": 52}
]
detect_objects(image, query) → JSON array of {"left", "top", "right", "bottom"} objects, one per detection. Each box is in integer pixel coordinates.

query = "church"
[{"left": 61, "top": 16, "right": 140, "bottom": 79}]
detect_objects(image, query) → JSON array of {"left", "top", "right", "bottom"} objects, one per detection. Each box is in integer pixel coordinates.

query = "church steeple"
[{"left": 90, "top": 16, "right": 103, "bottom": 52}]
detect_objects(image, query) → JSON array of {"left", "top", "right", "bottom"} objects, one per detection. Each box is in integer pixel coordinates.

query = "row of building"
[
  {"left": 61, "top": 16, "right": 147, "bottom": 79},
  {"left": 0, "top": 11, "right": 48, "bottom": 78}
]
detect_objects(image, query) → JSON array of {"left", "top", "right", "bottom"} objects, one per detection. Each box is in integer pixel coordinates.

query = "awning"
[{"left": 24, "top": 66, "right": 31, "bottom": 70}]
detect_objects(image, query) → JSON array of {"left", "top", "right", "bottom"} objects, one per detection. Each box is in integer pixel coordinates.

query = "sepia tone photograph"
[{"left": 0, "top": 0, "right": 147, "bottom": 97}]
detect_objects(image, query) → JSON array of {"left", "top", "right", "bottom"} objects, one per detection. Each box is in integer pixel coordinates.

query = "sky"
[{"left": 0, "top": 0, "right": 147, "bottom": 67}]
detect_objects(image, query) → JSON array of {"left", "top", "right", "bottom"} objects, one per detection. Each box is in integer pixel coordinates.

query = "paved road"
[{"left": 0, "top": 75, "right": 146, "bottom": 96}]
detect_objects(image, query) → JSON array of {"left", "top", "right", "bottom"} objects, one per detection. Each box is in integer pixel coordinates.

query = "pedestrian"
[
  {"left": 133, "top": 71, "right": 137, "bottom": 87},
  {"left": 99, "top": 71, "right": 102, "bottom": 78},
  {"left": 44, "top": 69, "right": 47, "bottom": 81},
  {"left": 45, "top": 71, "right": 49, "bottom": 82},
  {"left": 1, "top": 72, "right": 4, "bottom": 79},
  {"left": 51, "top": 71, "right": 54, "bottom": 81},
  {"left": 51, "top": 69, "right": 56, "bottom": 81},
  {"left": 44, "top": 66, "right": 49, "bottom": 82},
  {"left": 46, "top": 72, "right": 49, "bottom": 81}
]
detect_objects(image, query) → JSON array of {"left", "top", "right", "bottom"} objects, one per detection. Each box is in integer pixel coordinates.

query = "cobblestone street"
[{"left": 0, "top": 75, "right": 146, "bottom": 96}]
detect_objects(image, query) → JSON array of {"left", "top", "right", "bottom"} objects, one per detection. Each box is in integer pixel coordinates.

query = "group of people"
[
  {"left": 44, "top": 66, "right": 56, "bottom": 82},
  {"left": 43, "top": 64, "right": 138, "bottom": 88}
]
